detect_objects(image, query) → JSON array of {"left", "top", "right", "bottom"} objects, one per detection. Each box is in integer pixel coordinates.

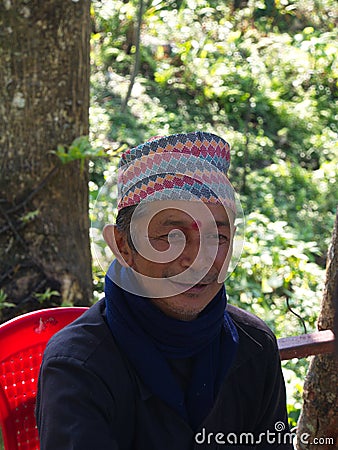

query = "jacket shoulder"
[
  {"left": 43, "top": 299, "right": 115, "bottom": 364},
  {"left": 227, "top": 304, "right": 273, "bottom": 334},
  {"left": 226, "top": 303, "right": 278, "bottom": 350}
]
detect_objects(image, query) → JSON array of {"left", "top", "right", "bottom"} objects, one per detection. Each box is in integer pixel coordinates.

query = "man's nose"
[{"left": 179, "top": 237, "right": 214, "bottom": 271}]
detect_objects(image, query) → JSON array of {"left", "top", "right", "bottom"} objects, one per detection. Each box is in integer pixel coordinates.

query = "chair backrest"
[{"left": 0, "top": 307, "right": 88, "bottom": 450}]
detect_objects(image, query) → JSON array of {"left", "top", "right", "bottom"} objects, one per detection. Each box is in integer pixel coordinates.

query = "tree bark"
[
  {"left": 296, "top": 209, "right": 338, "bottom": 449},
  {"left": 0, "top": 0, "right": 92, "bottom": 322}
]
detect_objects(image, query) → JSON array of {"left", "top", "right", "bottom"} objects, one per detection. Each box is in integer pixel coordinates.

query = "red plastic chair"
[{"left": 0, "top": 307, "right": 88, "bottom": 450}]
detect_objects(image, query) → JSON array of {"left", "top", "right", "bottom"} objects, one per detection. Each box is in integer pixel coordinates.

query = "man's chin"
[{"left": 151, "top": 296, "right": 208, "bottom": 321}]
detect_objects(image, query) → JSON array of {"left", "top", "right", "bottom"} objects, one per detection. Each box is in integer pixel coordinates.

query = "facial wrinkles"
[
  {"left": 154, "top": 233, "right": 225, "bottom": 285},
  {"left": 131, "top": 203, "right": 231, "bottom": 287}
]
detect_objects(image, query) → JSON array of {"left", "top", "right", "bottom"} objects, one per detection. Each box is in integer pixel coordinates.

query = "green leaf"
[
  {"left": 34, "top": 288, "right": 61, "bottom": 304},
  {"left": 20, "top": 209, "right": 40, "bottom": 223},
  {"left": 51, "top": 136, "right": 106, "bottom": 166}
]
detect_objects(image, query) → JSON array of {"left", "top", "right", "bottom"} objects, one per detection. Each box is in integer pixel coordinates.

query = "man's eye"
[
  {"left": 205, "top": 234, "right": 229, "bottom": 244},
  {"left": 150, "top": 232, "right": 184, "bottom": 242},
  {"left": 168, "top": 231, "right": 185, "bottom": 242},
  {"left": 218, "top": 234, "right": 229, "bottom": 243}
]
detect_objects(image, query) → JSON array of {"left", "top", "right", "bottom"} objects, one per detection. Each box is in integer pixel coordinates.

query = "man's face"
[{"left": 122, "top": 200, "right": 235, "bottom": 320}]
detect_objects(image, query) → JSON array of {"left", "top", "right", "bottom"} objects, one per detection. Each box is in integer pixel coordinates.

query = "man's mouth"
[{"left": 168, "top": 280, "right": 211, "bottom": 294}]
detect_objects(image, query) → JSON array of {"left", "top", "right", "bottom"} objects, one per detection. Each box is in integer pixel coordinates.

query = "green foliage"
[
  {"left": 282, "top": 358, "right": 310, "bottom": 427},
  {"left": 19, "top": 209, "right": 40, "bottom": 224},
  {"left": 0, "top": 289, "right": 15, "bottom": 310},
  {"left": 242, "top": 160, "right": 337, "bottom": 257},
  {"left": 227, "top": 212, "right": 324, "bottom": 338},
  {"left": 52, "top": 136, "right": 106, "bottom": 171},
  {"left": 90, "top": 0, "right": 338, "bottom": 426},
  {"left": 34, "top": 288, "right": 61, "bottom": 305},
  {"left": 89, "top": 163, "right": 119, "bottom": 302}
]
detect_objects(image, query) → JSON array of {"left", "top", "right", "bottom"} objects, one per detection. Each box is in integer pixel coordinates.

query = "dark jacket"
[{"left": 36, "top": 299, "right": 293, "bottom": 450}]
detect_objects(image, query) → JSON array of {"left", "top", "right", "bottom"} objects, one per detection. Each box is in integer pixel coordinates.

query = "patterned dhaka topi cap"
[{"left": 117, "top": 131, "right": 236, "bottom": 214}]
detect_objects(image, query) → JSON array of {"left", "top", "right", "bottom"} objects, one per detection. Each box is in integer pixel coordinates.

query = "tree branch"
[{"left": 121, "top": 0, "right": 145, "bottom": 113}]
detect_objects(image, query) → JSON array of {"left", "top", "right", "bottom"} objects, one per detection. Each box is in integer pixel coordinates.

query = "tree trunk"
[
  {"left": 296, "top": 209, "right": 338, "bottom": 449},
  {"left": 0, "top": 0, "right": 92, "bottom": 323}
]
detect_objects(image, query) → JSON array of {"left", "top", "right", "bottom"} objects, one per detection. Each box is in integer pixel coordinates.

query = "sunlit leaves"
[
  {"left": 52, "top": 136, "right": 106, "bottom": 171},
  {"left": 90, "top": 0, "right": 337, "bottom": 424},
  {"left": 227, "top": 212, "right": 324, "bottom": 339}
]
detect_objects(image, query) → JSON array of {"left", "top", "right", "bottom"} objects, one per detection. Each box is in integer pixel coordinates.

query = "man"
[{"left": 36, "top": 132, "right": 293, "bottom": 449}]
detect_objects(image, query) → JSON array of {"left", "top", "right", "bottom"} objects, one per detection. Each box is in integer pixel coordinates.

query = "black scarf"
[{"left": 105, "top": 260, "right": 239, "bottom": 430}]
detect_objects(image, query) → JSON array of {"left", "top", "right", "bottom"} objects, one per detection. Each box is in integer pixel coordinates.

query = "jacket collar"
[{"left": 226, "top": 304, "right": 264, "bottom": 373}]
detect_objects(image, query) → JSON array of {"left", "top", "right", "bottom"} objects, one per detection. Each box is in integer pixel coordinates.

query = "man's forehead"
[{"left": 138, "top": 200, "right": 233, "bottom": 226}]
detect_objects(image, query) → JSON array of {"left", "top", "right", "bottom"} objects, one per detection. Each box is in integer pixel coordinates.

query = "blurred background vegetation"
[{"left": 88, "top": 0, "right": 337, "bottom": 427}]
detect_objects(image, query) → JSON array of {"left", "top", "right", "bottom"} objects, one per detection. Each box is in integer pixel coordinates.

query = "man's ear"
[
  {"left": 103, "top": 224, "right": 134, "bottom": 268},
  {"left": 217, "top": 224, "right": 236, "bottom": 284}
]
